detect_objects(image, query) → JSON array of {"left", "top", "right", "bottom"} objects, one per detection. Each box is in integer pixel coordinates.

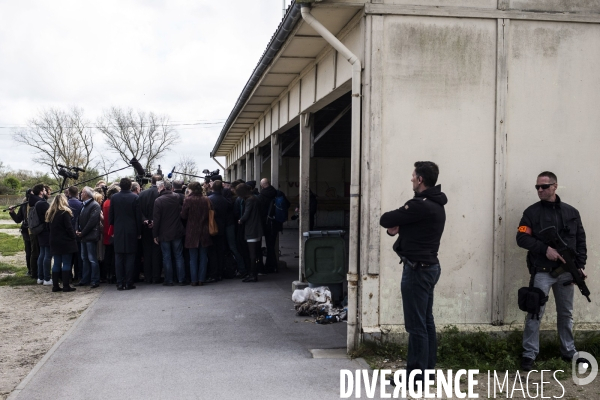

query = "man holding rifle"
[{"left": 517, "top": 171, "right": 588, "bottom": 371}]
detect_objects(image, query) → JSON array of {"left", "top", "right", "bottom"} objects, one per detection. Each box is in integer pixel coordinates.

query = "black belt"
[{"left": 400, "top": 256, "right": 432, "bottom": 269}]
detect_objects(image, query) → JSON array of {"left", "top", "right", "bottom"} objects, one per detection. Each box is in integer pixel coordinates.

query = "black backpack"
[{"left": 27, "top": 203, "right": 45, "bottom": 236}]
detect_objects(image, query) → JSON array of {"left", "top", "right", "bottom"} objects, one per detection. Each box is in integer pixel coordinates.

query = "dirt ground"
[
  {"left": 0, "top": 243, "right": 102, "bottom": 400},
  {"left": 371, "top": 358, "right": 600, "bottom": 399}
]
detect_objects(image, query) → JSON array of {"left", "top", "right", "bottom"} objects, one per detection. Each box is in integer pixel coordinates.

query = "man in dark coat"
[
  {"left": 137, "top": 175, "right": 163, "bottom": 283},
  {"left": 26, "top": 183, "right": 45, "bottom": 280},
  {"left": 379, "top": 161, "right": 447, "bottom": 387},
  {"left": 76, "top": 186, "right": 102, "bottom": 288},
  {"left": 207, "top": 180, "right": 229, "bottom": 282},
  {"left": 153, "top": 180, "right": 186, "bottom": 286},
  {"left": 8, "top": 190, "right": 32, "bottom": 276},
  {"left": 109, "top": 178, "right": 142, "bottom": 290},
  {"left": 66, "top": 186, "right": 83, "bottom": 281},
  {"left": 258, "top": 178, "right": 279, "bottom": 273}
]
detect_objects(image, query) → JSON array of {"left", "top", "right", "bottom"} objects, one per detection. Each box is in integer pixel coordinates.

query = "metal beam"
[
  {"left": 281, "top": 136, "right": 300, "bottom": 156},
  {"left": 313, "top": 104, "right": 351, "bottom": 144}
]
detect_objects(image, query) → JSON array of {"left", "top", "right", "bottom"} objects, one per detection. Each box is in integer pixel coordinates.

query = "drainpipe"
[{"left": 300, "top": 4, "right": 362, "bottom": 352}]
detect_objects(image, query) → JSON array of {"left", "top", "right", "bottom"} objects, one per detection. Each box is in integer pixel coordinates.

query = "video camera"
[
  {"left": 202, "top": 169, "right": 221, "bottom": 183},
  {"left": 58, "top": 164, "right": 85, "bottom": 181}
]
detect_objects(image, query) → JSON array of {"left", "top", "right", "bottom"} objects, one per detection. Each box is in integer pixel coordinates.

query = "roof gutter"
[{"left": 210, "top": 3, "right": 302, "bottom": 158}]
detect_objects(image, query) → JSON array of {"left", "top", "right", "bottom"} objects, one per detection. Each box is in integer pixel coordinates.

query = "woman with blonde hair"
[{"left": 46, "top": 194, "right": 78, "bottom": 292}]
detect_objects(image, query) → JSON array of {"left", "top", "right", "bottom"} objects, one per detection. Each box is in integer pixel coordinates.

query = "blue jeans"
[
  {"left": 523, "top": 272, "right": 576, "bottom": 360},
  {"left": 401, "top": 262, "right": 441, "bottom": 382},
  {"left": 80, "top": 241, "right": 99, "bottom": 285},
  {"left": 53, "top": 253, "right": 73, "bottom": 272},
  {"left": 226, "top": 224, "right": 246, "bottom": 274},
  {"left": 38, "top": 245, "right": 52, "bottom": 281},
  {"left": 189, "top": 246, "right": 208, "bottom": 283},
  {"left": 161, "top": 238, "right": 185, "bottom": 284}
]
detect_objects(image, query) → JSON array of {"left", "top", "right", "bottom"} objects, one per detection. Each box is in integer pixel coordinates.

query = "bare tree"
[
  {"left": 175, "top": 156, "right": 199, "bottom": 181},
  {"left": 13, "top": 107, "right": 95, "bottom": 181},
  {"left": 97, "top": 107, "right": 179, "bottom": 173}
]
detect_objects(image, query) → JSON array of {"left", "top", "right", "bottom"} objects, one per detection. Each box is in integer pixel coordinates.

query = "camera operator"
[
  {"left": 26, "top": 184, "right": 46, "bottom": 281},
  {"left": 34, "top": 185, "right": 52, "bottom": 285},
  {"left": 8, "top": 190, "right": 33, "bottom": 276},
  {"left": 138, "top": 175, "right": 163, "bottom": 284}
]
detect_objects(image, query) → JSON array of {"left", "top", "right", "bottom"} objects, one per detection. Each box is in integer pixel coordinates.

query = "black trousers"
[
  {"left": 115, "top": 253, "right": 136, "bottom": 286},
  {"left": 104, "top": 244, "right": 115, "bottom": 281},
  {"left": 71, "top": 241, "right": 83, "bottom": 280},
  {"left": 141, "top": 227, "right": 162, "bottom": 282},
  {"left": 23, "top": 238, "right": 32, "bottom": 275},
  {"left": 208, "top": 235, "right": 227, "bottom": 279},
  {"left": 30, "top": 234, "right": 39, "bottom": 280},
  {"left": 264, "top": 228, "right": 278, "bottom": 272}
]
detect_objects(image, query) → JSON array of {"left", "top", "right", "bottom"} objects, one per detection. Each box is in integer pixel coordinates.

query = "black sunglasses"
[{"left": 535, "top": 183, "right": 555, "bottom": 190}]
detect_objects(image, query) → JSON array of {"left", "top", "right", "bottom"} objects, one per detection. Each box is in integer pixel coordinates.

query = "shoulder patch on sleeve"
[{"left": 518, "top": 226, "right": 532, "bottom": 235}]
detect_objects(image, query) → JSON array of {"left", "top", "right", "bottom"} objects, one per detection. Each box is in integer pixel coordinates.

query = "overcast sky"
[{"left": 0, "top": 0, "right": 293, "bottom": 179}]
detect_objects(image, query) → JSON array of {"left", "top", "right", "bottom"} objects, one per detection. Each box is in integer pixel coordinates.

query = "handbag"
[{"left": 208, "top": 199, "right": 218, "bottom": 236}]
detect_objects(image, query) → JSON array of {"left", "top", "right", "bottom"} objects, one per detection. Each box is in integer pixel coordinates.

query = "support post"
[
  {"left": 254, "top": 147, "right": 261, "bottom": 184},
  {"left": 299, "top": 113, "right": 312, "bottom": 282},
  {"left": 245, "top": 152, "right": 251, "bottom": 182},
  {"left": 236, "top": 160, "right": 242, "bottom": 181},
  {"left": 271, "top": 134, "right": 280, "bottom": 189}
]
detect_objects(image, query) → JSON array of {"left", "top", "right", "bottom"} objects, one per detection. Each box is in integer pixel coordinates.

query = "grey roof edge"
[{"left": 210, "top": 2, "right": 302, "bottom": 159}]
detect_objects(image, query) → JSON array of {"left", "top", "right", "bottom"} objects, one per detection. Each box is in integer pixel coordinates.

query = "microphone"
[
  {"left": 73, "top": 166, "right": 86, "bottom": 173},
  {"left": 130, "top": 158, "right": 146, "bottom": 176},
  {"left": 167, "top": 167, "right": 176, "bottom": 179}
]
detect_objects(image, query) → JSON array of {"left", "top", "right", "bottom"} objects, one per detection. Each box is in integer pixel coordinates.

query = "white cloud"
[{"left": 0, "top": 0, "right": 293, "bottom": 177}]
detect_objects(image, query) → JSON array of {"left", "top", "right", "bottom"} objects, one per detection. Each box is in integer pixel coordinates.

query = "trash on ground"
[{"left": 292, "top": 286, "right": 347, "bottom": 323}]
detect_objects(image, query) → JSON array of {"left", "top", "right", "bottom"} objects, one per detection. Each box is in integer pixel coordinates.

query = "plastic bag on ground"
[{"left": 291, "top": 286, "right": 331, "bottom": 303}]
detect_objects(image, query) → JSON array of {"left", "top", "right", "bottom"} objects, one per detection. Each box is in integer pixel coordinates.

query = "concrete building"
[{"left": 210, "top": 0, "right": 600, "bottom": 350}]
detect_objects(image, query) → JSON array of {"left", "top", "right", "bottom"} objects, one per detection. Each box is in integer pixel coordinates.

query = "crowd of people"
[{"left": 9, "top": 174, "right": 291, "bottom": 292}]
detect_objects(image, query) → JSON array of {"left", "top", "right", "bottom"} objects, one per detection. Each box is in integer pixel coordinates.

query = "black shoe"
[
  {"left": 52, "top": 271, "right": 62, "bottom": 292},
  {"left": 76, "top": 282, "right": 89, "bottom": 287},
  {"left": 117, "top": 284, "right": 125, "bottom": 291},
  {"left": 561, "top": 355, "right": 587, "bottom": 364},
  {"left": 204, "top": 278, "right": 217, "bottom": 284},
  {"left": 242, "top": 275, "right": 258, "bottom": 282},
  {"left": 62, "top": 271, "right": 76, "bottom": 292},
  {"left": 125, "top": 285, "right": 136, "bottom": 290},
  {"left": 521, "top": 357, "right": 534, "bottom": 371},
  {"left": 178, "top": 282, "right": 189, "bottom": 286},
  {"left": 90, "top": 283, "right": 100, "bottom": 289},
  {"left": 162, "top": 282, "right": 174, "bottom": 287}
]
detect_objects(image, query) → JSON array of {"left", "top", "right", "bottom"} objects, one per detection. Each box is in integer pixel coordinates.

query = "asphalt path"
[{"left": 11, "top": 231, "right": 366, "bottom": 400}]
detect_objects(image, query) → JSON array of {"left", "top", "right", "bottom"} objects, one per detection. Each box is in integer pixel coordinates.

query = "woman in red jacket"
[{"left": 102, "top": 185, "right": 120, "bottom": 283}]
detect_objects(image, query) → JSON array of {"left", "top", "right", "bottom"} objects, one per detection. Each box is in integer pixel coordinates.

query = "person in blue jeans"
[
  {"left": 76, "top": 187, "right": 102, "bottom": 288},
  {"left": 154, "top": 180, "right": 187, "bottom": 286},
  {"left": 181, "top": 181, "right": 213, "bottom": 286},
  {"left": 379, "top": 161, "right": 447, "bottom": 387},
  {"left": 47, "top": 193, "right": 79, "bottom": 292}
]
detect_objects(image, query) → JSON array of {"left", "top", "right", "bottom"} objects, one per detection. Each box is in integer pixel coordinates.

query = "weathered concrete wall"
[
  {"left": 373, "top": 13, "right": 600, "bottom": 334},
  {"left": 503, "top": 20, "right": 600, "bottom": 324},
  {"left": 377, "top": 16, "right": 498, "bottom": 326},
  {"left": 508, "top": 0, "right": 600, "bottom": 13}
]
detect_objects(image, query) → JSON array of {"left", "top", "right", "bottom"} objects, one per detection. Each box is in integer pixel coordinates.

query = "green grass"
[
  {"left": 0, "top": 232, "right": 24, "bottom": 256},
  {"left": 352, "top": 325, "right": 600, "bottom": 380},
  {"left": 0, "top": 262, "right": 34, "bottom": 286},
  {"left": 0, "top": 212, "right": 13, "bottom": 220},
  {"left": 0, "top": 223, "right": 21, "bottom": 229}
]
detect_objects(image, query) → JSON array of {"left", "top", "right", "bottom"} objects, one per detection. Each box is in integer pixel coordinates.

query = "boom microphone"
[
  {"left": 130, "top": 158, "right": 146, "bottom": 176},
  {"left": 167, "top": 167, "right": 176, "bottom": 179},
  {"left": 58, "top": 164, "right": 68, "bottom": 169}
]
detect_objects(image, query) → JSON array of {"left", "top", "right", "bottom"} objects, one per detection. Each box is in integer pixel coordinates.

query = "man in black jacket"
[
  {"left": 153, "top": 180, "right": 186, "bottom": 286},
  {"left": 109, "top": 178, "right": 142, "bottom": 290},
  {"left": 258, "top": 178, "right": 279, "bottom": 273},
  {"left": 517, "top": 171, "right": 587, "bottom": 371},
  {"left": 8, "top": 190, "right": 32, "bottom": 276},
  {"left": 76, "top": 187, "right": 102, "bottom": 288},
  {"left": 138, "top": 175, "right": 163, "bottom": 283},
  {"left": 379, "top": 161, "right": 447, "bottom": 386},
  {"left": 207, "top": 180, "right": 229, "bottom": 282}
]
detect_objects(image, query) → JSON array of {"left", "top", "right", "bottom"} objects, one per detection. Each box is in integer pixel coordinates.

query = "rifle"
[{"left": 539, "top": 226, "right": 591, "bottom": 302}]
